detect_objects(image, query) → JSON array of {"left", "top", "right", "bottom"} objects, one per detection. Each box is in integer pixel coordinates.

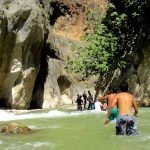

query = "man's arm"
[
  {"left": 104, "top": 97, "right": 117, "bottom": 125},
  {"left": 101, "top": 95, "right": 109, "bottom": 100},
  {"left": 132, "top": 96, "right": 138, "bottom": 117}
]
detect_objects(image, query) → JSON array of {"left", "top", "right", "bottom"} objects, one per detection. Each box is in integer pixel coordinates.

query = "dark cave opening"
[
  {"left": 57, "top": 76, "right": 71, "bottom": 95},
  {"left": 50, "top": 2, "right": 70, "bottom": 25},
  {"left": 0, "top": 97, "right": 8, "bottom": 109},
  {"left": 46, "top": 43, "right": 59, "bottom": 59},
  {"left": 30, "top": 37, "right": 60, "bottom": 109},
  {"left": 30, "top": 43, "right": 48, "bottom": 109}
]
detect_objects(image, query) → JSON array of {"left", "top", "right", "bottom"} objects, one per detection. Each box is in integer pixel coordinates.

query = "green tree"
[{"left": 69, "top": 0, "right": 150, "bottom": 76}]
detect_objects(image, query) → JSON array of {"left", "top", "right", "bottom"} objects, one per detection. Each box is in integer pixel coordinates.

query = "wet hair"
[
  {"left": 112, "top": 87, "right": 118, "bottom": 93},
  {"left": 120, "top": 83, "right": 128, "bottom": 92}
]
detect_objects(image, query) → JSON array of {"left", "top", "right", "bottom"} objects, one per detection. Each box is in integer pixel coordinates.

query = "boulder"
[{"left": 0, "top": 122, "right": 31, "bottom": 134}]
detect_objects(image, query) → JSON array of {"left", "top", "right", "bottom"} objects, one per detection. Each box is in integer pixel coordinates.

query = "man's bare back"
[
  {"left": 101, "top": 87, "right": 118, "bottom": 107},
  {"left": 101, "top": 93, "right": 117, "bottom": 107},
  {"left": 104, "top": 92, "right": 138, "bottom": 125},
  {"left": 114, "top": 92, "right": 138, "bottom": 115},
  {"left": 104, "top": 84, "right": 139, "bottom": 136}
]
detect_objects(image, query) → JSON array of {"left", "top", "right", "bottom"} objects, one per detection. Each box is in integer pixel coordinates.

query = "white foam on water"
[
  {"left": 27, "top": 125, "right": 45, "bottom": 129},
  {"left": 5, "top": 143, "right": 23, "bottom": 150},
  {"left": 142, "top": 146, "right": 150, "bottom": 149},
  {"left": 140, "top": 135, "right": 150, "bottom": 142},
  {"left": 0, "top": 109, "right": 106, "bottom": 122},
  {"left": 25, "top": 141, "right": 55, "bottom": 148},
  {"left": 0, "top": 141, "right": 3, "bottom": 145},
  {"left": 28, "top": 124, "right": 61, "bottom": 129},
  {"left": 4, "top": 142, "right": 55, "bottom": 150},
  {"left": 47, "top": 125, "right": 61, "bottom": 129}
]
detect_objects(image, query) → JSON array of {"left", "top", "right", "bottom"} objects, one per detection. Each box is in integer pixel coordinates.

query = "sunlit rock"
[
  {"left": 0, "top": 0, "right": 45, "bottom": 109},
  {"left": 0, "top": 122, "right": 31, "bottom": 134}
]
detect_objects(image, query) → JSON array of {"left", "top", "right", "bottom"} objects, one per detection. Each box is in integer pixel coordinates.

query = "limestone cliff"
[
  {"left": 0, "top": 0, "right": 106, "bottom": 109},
  {"left": 0, "top": 0, "right": 45, "bottom": 109},
  {"left": 0, "top": 0, "right": 149, "bottom": 109},
  {"left": 31, "top": 0, "right": 106, "bottom": 108},
  {"left": 128, "top": 44, "right": 150, "bottom": 106}
]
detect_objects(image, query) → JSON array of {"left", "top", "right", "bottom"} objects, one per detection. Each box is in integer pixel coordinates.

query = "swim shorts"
[
  {"left": 109, "top": 108, "right": 119, "bottom": 121},
  {"left": 116, "top": 115, "right": 138, "bottom": 136}
]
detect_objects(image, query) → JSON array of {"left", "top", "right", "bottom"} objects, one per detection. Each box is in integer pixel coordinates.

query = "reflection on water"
[{"left": 0, "top": 108, "right": 149, "bottom": 150}]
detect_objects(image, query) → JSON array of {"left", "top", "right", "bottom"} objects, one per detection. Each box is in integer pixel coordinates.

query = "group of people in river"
[
  {"left": 75, "top": 91, "right": 108, "bottom": 111},
  {"left": 76, "top": 83, "right": 139, "bottom": 136}
]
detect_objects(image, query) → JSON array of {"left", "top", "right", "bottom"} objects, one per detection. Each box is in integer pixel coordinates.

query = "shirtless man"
[
  {"left": 104, "top": 84, "right": 138, "bottom": 136},
  {"left": 101, "top": 88, "right": 118, "bottom": 121}
]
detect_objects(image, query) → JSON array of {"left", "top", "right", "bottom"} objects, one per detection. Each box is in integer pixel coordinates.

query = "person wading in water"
[
  {"left": 101, "top": 88, "right": 118, "bottom": 121},
  {"left": 104, "top": 84, "right": 139, "bottom": 136},
  {"left": 82, "top": 91, "right": 87, "bottom": 110}
]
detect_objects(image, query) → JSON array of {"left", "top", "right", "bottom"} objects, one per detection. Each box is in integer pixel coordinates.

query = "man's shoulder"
[
  {"left": 103, "top": 93, "right": 115, "bottom": 97},
  {"left": 106, "top": 93, "right": 116, "bottom": 99},
  {"left": 109, "top": 93, "right": 116, "bottom": 96},
  {"left": 117, "top": 92, "right": 133, "bottom": 97}
]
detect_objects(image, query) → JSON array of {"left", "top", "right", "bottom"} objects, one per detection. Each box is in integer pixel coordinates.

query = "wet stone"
[{"left": 0, "top": 122, "right": 31, "bottom": 134}]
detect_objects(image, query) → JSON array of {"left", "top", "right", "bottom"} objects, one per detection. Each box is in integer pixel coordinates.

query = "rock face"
[
  {"left": 128, "top": 44, "right": 150, "bottom": 106},
  {"left": 30, "top": 0, "right": 105, "bottom": 108},
  {"left": 0, "top": 0, "right": 45, "bottom": 109},
  {"left": 0, "top": 0, "right": 104, "bottom": 109},
  {"left": 0, "top": 122, "right": 31, "bottom": 134},
  {"left": 95, "top": 43, "right": 150, "bottom": 107},
  {"left": 0, "top": 0, "right": 149, "bottom": 109}
]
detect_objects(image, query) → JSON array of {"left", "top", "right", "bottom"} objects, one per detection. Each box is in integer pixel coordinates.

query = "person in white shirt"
[{"left": 94, "top": 99, "right": 102, "bottom": 111}]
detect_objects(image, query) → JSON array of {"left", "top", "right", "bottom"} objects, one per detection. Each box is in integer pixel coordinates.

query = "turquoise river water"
[{"left": 0, "top": 107, "right": 150, "bottom": 150}]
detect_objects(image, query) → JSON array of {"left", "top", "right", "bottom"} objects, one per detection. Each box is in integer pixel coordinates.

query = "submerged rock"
[{"left": 0, "top": 122, "right": 31, "bottom": 134}]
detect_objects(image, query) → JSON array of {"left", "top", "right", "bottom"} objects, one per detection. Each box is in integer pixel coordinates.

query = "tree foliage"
[{"left": 69, "top": 0, "right": 150, "bottom": 76}]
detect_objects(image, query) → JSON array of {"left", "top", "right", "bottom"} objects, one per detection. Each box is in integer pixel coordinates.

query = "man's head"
[
  {"left": 88, "top": 91, "right": 91, "bottom": 95},
  {"left": 112, "top": 87, "right": 118, "bottom": 93},
  {"left": 120, "top": 83, "right": 128, "bottom": 92}
]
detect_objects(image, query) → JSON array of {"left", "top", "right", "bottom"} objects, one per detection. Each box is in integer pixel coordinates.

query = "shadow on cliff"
[
  {"left": 30, "top": 32, "right": 49, "bottom": 109},
  {"left": 30, "top": 33, "right": 60, "bottom": 109},
  {"left": 30, "top": 1, "right": 71, "bottom": 109}
]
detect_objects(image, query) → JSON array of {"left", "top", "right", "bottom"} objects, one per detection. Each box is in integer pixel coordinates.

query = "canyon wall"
[{"left": 0, "top": 0, "right": 149, "bottom": 109}]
